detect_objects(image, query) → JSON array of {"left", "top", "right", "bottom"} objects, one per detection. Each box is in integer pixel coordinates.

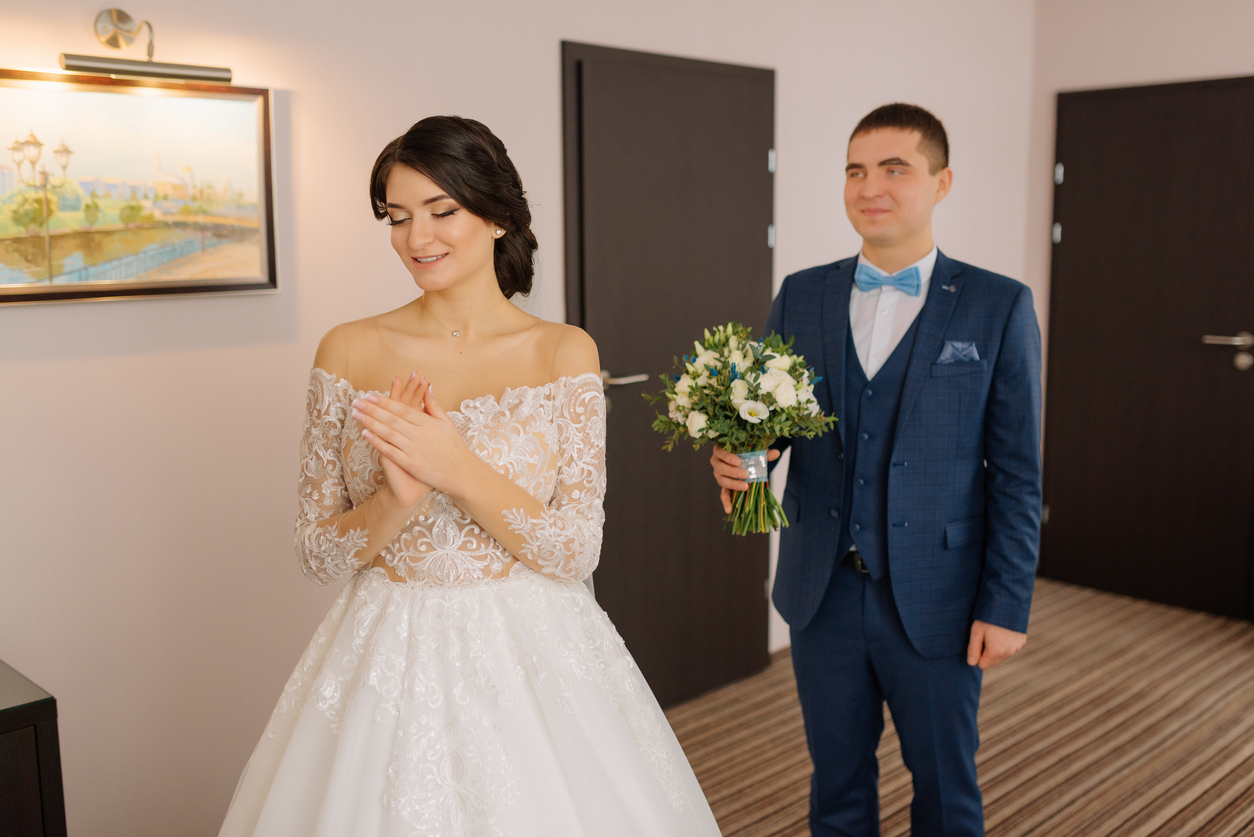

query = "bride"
[{"left": 218, "top": 116, "right": 722, "bottom": 836}]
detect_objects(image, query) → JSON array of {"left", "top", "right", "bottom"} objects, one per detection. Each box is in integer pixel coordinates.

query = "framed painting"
[{"left": 0, "top": 69, "right": 275, "bottom": 304}]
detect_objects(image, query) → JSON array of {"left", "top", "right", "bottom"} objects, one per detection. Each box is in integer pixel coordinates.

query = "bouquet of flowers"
[{"left": 646, "top": 322, "right": 836, "bottom": 535}]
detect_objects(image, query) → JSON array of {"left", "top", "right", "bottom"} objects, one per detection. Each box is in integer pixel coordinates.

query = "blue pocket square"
[{"left": 937, "top": 340, "right": 980, "bottom": 364}]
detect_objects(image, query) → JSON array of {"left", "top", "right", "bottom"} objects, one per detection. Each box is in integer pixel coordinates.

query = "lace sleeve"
[
  {"left": 502, "top": 375, "right": 607, "bottom": 582},
  {"left": 294, "top": 369, "right": 369, "bottom": 584}
]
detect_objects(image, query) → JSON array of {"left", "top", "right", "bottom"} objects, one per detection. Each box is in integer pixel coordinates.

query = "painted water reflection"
[{"left": 0, "top": 223, "right": 260, "bottom": 285}]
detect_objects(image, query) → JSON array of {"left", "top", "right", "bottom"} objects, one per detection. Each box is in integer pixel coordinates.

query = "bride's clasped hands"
[{"left": 351, "top": 372, "right": 463, "bottom": 510}]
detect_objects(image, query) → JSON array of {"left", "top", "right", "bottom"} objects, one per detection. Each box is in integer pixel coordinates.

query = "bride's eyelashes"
[{"left": 386, "top": 209, "right": 457, "bottom": 226}]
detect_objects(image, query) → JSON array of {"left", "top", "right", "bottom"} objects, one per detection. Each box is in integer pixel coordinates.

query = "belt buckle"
[{"left": 849, "top": 550, "right": 869, "bottom": 574}]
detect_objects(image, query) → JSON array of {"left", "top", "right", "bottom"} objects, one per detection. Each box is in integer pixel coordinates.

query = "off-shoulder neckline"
[{"left": 309, "top": 367, "right": 603, "bottom": 416}]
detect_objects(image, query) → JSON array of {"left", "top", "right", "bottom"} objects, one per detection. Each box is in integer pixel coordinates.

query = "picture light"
[{"left": 59, "top": 8, "right": 232, "bottom": 83}]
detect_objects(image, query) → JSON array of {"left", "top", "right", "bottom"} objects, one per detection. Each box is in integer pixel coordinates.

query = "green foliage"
[
  {"left": 118, "top": 201, "right": 144, "bottom": 225},
  {"left": 9, "top": 189, "right": 58, "bottom": 232},
  {"left": 83, "top": 195, "right": 100, "bottom": 228}
]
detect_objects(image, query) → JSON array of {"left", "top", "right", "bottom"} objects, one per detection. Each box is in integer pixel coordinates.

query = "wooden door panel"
[
  {"left": 564, "top": 42, "right": 774, "bottom": 705},
  {"left": 1042, "top": 77, "right": 1254, "bottom": 618}
]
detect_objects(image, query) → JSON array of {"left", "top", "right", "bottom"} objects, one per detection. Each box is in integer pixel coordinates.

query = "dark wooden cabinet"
[{"left": 0, "top": 660, "right": 66, "bottom": 837}]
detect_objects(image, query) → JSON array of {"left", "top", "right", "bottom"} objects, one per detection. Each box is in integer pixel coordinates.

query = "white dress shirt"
[{"left": 850, "top": 247, "right": 938, "bottom": 379}]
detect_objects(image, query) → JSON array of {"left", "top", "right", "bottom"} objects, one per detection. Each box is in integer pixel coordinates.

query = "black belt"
[{"left": 843, "top": 548, "right": 870, "bottom": 574}]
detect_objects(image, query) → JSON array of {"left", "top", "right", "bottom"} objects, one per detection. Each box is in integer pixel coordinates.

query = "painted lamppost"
[
  {"left": 53, "top": 141, "right": 73, "bottom": 181},
  {"left": 11, "top": 132, "right": 73, "bottom": 283}
]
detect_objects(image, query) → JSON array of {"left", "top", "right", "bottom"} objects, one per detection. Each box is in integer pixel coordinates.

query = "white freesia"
[
  {"left": 773, "top": 381, "right": 798, "bottom": 407},
  {"left": 686, "top": 411, "right": 709, "bottom": 438},
  {"left": 765, "top": 354, "right": 793, "bottom": 371},
  {"left": 798, "top": 384, "right": 820, "bottom": 415},
  {"left": 739, "top": 400, "right": 770, "bottom": 424},
  {"left": 730, "top": 378, "right": 750, "bottom": 407},
  {"left": 668, "top": 403, "right": 685, "bottom": 421},
  {"left": 692, "top": 349, "right": 719, "bottom": 370}
]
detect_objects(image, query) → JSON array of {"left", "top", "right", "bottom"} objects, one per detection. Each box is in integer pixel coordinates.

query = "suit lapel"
[
  {"left": 820, "top": 259, "right": 854, "bottom": 450},
  {"left": 893, "top": 251, "right": 962, "bottom": 444}
]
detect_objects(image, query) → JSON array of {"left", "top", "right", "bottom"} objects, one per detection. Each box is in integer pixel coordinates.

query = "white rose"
[
  {"left": 696, "top": 371, "right": 712, "bottom": 387},
  {"left": 765, "top": 354, "right": 793, "bottom": 371},
  {"left": 675, "top": 392, "right": 692, "bottom": 409},
  {"left": 773, "top": 381, "right": 798, "bottom": 408},
  {"left": 686, "top": 411, "right": 708, "bottom": 438},
  {"left": 739, "top": 400, "right": 770, "bottom": 424},
  {"left": 668, "top": 403, "right": 685, "bottom": 421},
  {"left": 758, "top": 367, "right": 791, "bottom": 393},
  {"left": 730, "top": 378, "right": 750, "bottom": 407},
  {"left": 676, "top": 374, "right": 693, "bottom": 395},
  {"left": 728, "top": 349, "right": 749, "bottom": 372}
]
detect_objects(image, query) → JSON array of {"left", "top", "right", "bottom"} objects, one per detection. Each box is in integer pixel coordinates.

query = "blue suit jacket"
[{"left": 769, "top": 251, "right": 1042, "bottom": 658}]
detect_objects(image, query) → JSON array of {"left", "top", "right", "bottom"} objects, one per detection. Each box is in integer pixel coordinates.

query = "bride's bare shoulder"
[
  {"left": 311, "top": 316, "right": 383, "bottom": 381},
  {"left": 537, "top": 321, "right": 600, "bottom": 379}
]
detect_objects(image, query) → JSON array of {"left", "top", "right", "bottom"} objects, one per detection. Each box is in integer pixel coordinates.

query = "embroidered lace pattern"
[
  {"left": 266, "top": 569, "right": 686, "bottom": 830},
  {"left": 293, "top": 368, "right": 607, "bottom": 585}
]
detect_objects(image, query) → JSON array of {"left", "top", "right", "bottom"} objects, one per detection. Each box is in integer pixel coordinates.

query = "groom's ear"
[{"left": 933, "top": 166, "right": 954, "bottom": 205}]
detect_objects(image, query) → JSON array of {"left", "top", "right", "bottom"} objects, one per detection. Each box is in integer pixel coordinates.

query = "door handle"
[
  {"left": 600, "top": 370, "right": 650, "bottom": 387},
  {"left": 1202, "top": 331, "right": 1254, "bottom": 349}
]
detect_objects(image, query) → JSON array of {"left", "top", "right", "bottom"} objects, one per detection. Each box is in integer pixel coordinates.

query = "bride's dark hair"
[{"left": 370, "top": 116, "right": 537, "bottom": 298}]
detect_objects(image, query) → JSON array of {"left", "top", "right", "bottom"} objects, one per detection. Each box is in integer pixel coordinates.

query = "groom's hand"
[
  {"left": 966, "top": 620, "right": 1027, "bottom": 671},
  {"left": 710, "top": 444, "right": 781, "bottom": 513}
]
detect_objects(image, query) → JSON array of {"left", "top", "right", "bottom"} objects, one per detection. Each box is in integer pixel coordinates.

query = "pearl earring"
[{"left": 495, "top": 229, "right": 504, "bottom": 236}]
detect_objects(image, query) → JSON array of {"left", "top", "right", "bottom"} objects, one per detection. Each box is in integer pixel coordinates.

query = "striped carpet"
[{"left": 665, "top": 578, "right": 1254, "bottom": 836}]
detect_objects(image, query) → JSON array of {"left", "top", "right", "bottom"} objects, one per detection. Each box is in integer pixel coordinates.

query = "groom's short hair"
[{"left": 851, "top": 104, "right": 949, "bottom": 175}]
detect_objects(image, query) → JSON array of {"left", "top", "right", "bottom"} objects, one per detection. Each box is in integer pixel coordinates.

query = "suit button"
[
  {"left": 829, "top": 509, "right": 840, "bottom": 519},
  {"left": 864, "top": 389, "right": 873, "bottom": 398},
  {"left": 859, "top": 432, "right": 870, "bottom": 441},
  {"left": 857, "top": 478, "right": 866, "bottom": 486},
  {"left": 837, "top": 452, "right": 845, "bottom": 461},
  {"left": 852, "top": 523, "right": 861, "bottom": 532}
]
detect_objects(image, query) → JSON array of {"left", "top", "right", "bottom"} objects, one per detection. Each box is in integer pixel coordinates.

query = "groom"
[{"left": 710, "top": 104, "right": 1041, "bottom": 836}]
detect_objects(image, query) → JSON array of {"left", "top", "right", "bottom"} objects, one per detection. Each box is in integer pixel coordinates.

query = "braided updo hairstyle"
[{"left": 369, "top": 116, "right": 537, "bottom": 298}]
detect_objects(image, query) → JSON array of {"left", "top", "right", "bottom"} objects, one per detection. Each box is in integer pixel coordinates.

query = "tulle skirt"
[{"left": 218, "top": 568, "right": 722, "bottom": 836}]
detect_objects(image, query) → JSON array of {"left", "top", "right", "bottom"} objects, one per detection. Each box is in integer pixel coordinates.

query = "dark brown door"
[
  {"left": 562, "top": 42, "right": 775, "bottom": 706},
  {"left": 1041, "top": 76, "right": 1254, "bottom": 619}
]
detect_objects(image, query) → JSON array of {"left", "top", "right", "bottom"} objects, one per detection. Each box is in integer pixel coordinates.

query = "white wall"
[
  {"left": 0, "top": 1, "right": 1036, "bottom": 832},
  {"left": 1025, "top": 0, "right": 1254, "bottom": 363}
]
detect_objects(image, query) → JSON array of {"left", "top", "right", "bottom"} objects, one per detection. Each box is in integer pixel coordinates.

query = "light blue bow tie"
[{"left": 854, "top": 263, "right": 922, "bottom": 297}]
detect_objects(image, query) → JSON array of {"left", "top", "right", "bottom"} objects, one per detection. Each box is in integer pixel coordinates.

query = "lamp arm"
[{"left": 142, "top": 20, "right": 154, "bottom": 62}]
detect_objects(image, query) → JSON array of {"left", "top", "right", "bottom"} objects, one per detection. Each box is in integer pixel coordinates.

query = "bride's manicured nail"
[
  {"left": 410, "top": 371, "right": 417, "bottom": 381},
  {"left": 365, "top": 394, "right": 380, "bottom": 403},
  {"left": 352, "top": 409, "right": 364, "bottom": 421}
]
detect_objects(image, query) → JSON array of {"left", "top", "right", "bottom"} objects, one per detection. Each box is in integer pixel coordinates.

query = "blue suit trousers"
[{"left": 791, "top": 563, "right": 984, "bottom": 837}]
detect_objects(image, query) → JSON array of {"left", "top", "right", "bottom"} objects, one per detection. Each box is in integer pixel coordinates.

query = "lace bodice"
[{"left": 295, "top": 367, "right": 606, "bottom": 585}]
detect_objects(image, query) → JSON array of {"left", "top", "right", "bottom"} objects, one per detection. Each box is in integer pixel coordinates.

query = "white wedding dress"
[{"left": 218, "top": 369, "right": 722, "bottom": 837}]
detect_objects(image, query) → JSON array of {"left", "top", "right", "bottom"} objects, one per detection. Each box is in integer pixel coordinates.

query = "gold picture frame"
[{"left": 0, "top": 69, "right": 275, "bottom": 304}]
